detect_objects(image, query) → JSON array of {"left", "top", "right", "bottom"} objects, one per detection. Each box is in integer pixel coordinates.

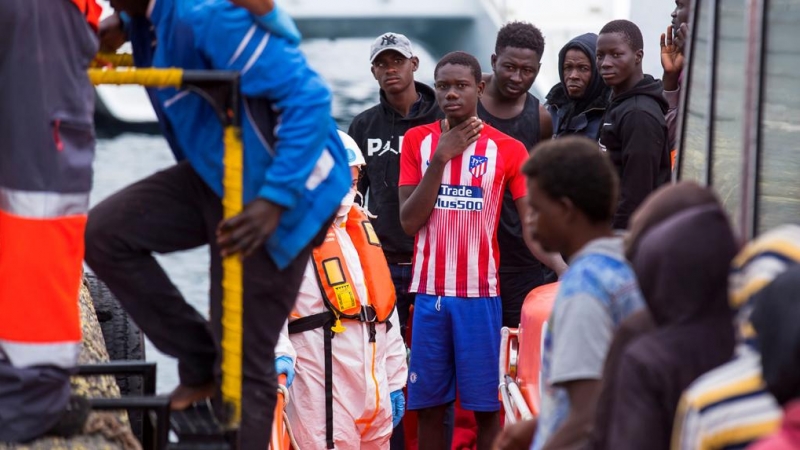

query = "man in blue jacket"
[{"left": 85, "top": 0, "right": 350, "bottom": 447}]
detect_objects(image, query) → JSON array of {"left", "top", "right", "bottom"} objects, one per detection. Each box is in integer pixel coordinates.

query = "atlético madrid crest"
[{"left": 469, "top": 155, "right": 489, "bottom": 179}]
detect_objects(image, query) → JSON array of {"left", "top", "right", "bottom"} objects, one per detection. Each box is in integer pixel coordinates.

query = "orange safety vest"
[
  {"left": 311, "top": 207, "right": 396, "bottom": 327},
  {"left": 69, "top": 0, "right": 102, "bottom": 32}
]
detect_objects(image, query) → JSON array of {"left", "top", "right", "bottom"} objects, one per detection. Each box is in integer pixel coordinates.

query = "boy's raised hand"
[{"left": 433, "top": 117, "right": 484, "bottom": 164}]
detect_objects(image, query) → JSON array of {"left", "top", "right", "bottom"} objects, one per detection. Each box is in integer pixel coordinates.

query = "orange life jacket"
[
  {"left": 69, "top": 0, "right": 102, "bottom": 32},
  {"left": 311, "top": 207, "right": 396, "bottom": 327}
]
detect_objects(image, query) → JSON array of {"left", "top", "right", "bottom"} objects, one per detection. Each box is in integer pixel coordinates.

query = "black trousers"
[
  {"left": 85, "top": 161, "right": 317, "bottom": 449},
  {"left": 499, "top": 268, "right": 546, "bottom": 328}
]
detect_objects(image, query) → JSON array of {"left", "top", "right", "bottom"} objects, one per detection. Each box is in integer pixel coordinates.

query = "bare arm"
[
  {"left": 541, "top": 379, "right": 603, "bottom": 450},
  {"left": 539, "top": 104, "right": 554, "bottom": 141},
  {"left": 399, "top": 162, "right": 446, "bottom": 236},
  {"left": 399, "top": 118, "right": 484, "bottom": 235},
  {"left": 515, "top": 197, "right": 568, "bottom": 276}
]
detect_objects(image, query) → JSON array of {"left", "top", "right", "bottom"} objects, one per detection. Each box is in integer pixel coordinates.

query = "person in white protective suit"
[{"left": 275, "top": 130, "right": 409, "bottom": 450}]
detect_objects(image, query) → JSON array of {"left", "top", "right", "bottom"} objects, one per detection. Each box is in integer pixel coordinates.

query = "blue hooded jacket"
[{"left": 147, "top": 0, "right": 350, "bottom": 268}]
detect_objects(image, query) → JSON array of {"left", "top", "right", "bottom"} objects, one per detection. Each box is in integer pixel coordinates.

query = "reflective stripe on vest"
[
  {"left": 0, "top": 188, "right": 87, "bottom": 368},
  {"left": 312, "top": 207, "right": 396, "bottom": 322},
  {"left": 68, "top": 0, "right": 102, "bottom": 32}
]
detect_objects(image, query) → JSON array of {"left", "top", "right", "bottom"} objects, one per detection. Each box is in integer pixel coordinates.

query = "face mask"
[{"left": 337, "top": 188, "right": 357, "bottom": 218}]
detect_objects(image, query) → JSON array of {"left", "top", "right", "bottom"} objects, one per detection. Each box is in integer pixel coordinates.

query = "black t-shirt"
[{"left": 478, "top": 94, "right": 543, "bottom": 272}]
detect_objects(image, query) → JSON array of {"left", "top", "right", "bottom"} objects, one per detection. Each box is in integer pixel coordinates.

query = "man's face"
[
  {"left": 109, "top": 0, "right": 148, "bottom": 16},
  {"left": 491, "top": 47, "right": 541, "bottom": 100},
  {"left": 371, "top": 50, "right": 418, "bottom": 95},
  {"left": 596, "top": 32, "right": 641, "bottom": 88},
  {"left": 562, "top": 48, "right": 593, "bottom": 99},
  {"left": 434, "top": 63, "right": 484, "bottom": 123},
  {"left": 526, "top": 177, "right": 568, "bottom": 253},
  {"left": 672, "top": 0, "right": 691, "bottom": 30}
]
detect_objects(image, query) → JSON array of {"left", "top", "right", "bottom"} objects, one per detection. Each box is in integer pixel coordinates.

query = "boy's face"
[
  {"left": 491, "top": 46, "right": 541, "bottom": 100},
  {"left": 434, "top": 63, "right": 484, "bottom": 123},
  {"left": 371, "top": 50, "right": 419, "bottom": 96},
  {"left": 526, "top": 177, "right": 569, "bottom": 253},
  {"left": 596, "top": 32, "right": 642, "bottom": 88}
]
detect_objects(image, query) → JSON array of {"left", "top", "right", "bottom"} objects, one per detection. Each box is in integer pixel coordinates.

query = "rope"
[
  {"left": 92, "top": 53, "right": 135, "bottom": 68},
  {"left": 284, "top": 410, "right": 299, "bottom": 450},
  {"left": 88, "top": 67, "right": 183, "bottom": 88}
]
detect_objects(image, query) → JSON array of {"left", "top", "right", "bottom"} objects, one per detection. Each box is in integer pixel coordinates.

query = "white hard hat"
[{"left": 337, "top": 130, "right": 366, "bottom": 168}]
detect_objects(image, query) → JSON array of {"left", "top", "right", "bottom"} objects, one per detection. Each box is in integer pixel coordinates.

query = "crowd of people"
[{"left": 3, "top": 0, "right": 800, "bottom": 450}]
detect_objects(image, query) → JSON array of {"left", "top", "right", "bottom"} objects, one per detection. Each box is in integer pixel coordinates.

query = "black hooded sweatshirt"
[
  {"left": 545, "top": 33, "right": 611, "bottom": 140},
  {"left": 348, "top": 82, "right": 442, "bottom": 262},
  {"left": 605, "top": 204, "right": 737, "bottom": 450},
  {"left": 598, "top": 75, "right": 670, "bottom": 230}
]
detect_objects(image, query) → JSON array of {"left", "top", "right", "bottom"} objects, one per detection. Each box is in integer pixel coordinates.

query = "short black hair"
[
  {"left": 495, "top": 21, "right": 545, "bottom": 57},
  {"left": 434, "top": 51, "right": 482, "bottom": 83},
  {"left": 599, "top": 19, "right": 644, "bottom": 51},
  {"left": 522, "top": 137, "right": 619, "bottom": 223}
]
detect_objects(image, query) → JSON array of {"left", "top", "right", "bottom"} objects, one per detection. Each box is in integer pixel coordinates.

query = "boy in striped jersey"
[{"left": 398, "top": 51, "right": 538, "bottom": 450}]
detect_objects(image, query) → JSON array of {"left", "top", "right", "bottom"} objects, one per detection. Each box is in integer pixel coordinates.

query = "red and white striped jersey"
[{"left": 399, "top": 122, "right": 529, "bottom": 298}]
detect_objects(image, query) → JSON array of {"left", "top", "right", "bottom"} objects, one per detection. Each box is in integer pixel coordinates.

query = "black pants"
[
  {"left": 499, "top": 268, "right": 547, "bottom": 328},
  {"left": 84, "top": 162, "right": 316, "bottom": 449}
]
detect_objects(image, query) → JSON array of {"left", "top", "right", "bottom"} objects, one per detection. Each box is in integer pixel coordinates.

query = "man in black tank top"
[{"left": 479, "top": 22, "right": 567, "bottom": 328}]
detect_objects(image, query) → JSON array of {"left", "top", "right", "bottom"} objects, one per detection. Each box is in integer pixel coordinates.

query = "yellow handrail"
[
  {"left": 88, "top": 67, "right": 183, "bottom": 88},
  {"left": 92, "top": 52, "right": 135, "bottom": 68},
  {"left": 221, "top": 125, "right": 244, "bottom": 424}
]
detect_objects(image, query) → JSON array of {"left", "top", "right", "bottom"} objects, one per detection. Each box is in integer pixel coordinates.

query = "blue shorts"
[{"left": 407, "top": 294, "right": 501, "bottom": 412}]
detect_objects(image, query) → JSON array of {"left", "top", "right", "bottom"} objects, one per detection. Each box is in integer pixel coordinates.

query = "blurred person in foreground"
[
  {"left": 589, "top": 181, "right": 721, "bottom": 450},
  {"left": 85, "top": 0, "right": 350, "bottom": 447},
  {"left": 672, "top": 224, "right": 800, "bottom": 450},
  {"left": 493, "top": 136, "right": 644, "bottom": 450},
  {"left": 749, "top": 266, "right": 800, "bottom": 450},
  {"left": 0, "top": 0, "right": 100, "bottom": 441},
  {"left": 603, "top": 192, "right": 737, "bottom": 450}
]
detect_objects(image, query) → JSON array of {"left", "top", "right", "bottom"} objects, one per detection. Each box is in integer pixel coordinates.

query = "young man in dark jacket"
[
  {"left": 545, "top": 33, "right": 611, "bottom": 140},
  {"left": 348, "top": 32, "right": 443, "bottom": 449},
  {"left": 597, "top": 19, "right": 671, "bottom": 230},
  {"left": 478, "top": 22, "right": 565, "bottom": 328},
  {"left": 349, "top": 33, "right": 441, "bottom": 336}
]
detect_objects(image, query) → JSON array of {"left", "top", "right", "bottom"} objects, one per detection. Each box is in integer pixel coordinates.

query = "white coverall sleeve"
[
  {"left": 275, "top": 319, "right": 296, "bottom": 363},
  {"left": 385, "top": 309, "right": 408, "bottom": 392}
]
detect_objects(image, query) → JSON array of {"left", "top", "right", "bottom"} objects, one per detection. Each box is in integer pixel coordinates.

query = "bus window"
[
  {"left": 710, "top": 0, "right": 747, "bottom": 233},
  {"left": 680, "top": 0, "right": 714, "bottom": 183},
  {"left": 757, "top": 0, "right": 800, "bottom": 233}
]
